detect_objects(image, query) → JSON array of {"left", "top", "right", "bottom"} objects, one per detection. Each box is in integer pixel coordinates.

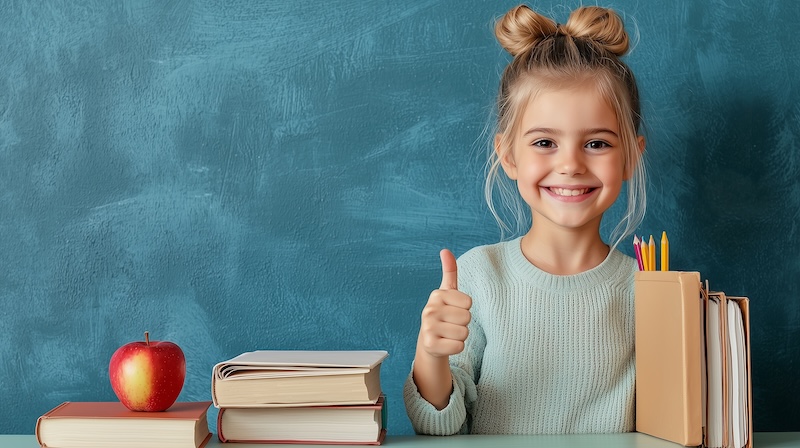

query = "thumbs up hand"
[{"left": 417, "top": 249, "right": 473, "bottom": 358}]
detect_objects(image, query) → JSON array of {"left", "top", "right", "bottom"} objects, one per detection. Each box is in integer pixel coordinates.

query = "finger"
[
  {"left": 439, "top": 249, "right": 458, "bottom": 290},
  {"left": 422, "top": 299, "right": 472, "bottom": 325},
  {"left": 423, "top": 337, "right": 466, "bottom": 357},
  {"left": 435, "top": 322, "right": 470, "bottom": 342},
  {"left": 440, "top": 306, "right": 471, "bottom": 327},
  {"left": 429, "top": 289, "right": 472, "bottom": 311}
]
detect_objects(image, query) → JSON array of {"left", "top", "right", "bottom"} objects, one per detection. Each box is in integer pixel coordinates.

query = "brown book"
[
  {"left": 35, "top": 401, "right": 212, "bottom": 448},
  {"left": 217, "top": 395, "right": 387, "bottom": 445},
  {"left": 635, "top": 271, "right": 752, "bottom": 448},
  {"left": 211, "top": 350, "right": 387, "bottom": 408}
]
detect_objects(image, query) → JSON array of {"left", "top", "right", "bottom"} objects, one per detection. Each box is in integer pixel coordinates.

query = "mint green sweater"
[{"left": 404, "top": 237, "right": 637, "bottom": 435}]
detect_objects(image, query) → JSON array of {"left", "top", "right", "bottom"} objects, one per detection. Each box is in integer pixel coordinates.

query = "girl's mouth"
[{"left": 547, "top": 187, "right": 596, "bottom": 197}]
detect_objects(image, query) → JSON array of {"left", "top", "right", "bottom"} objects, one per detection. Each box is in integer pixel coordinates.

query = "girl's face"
[{"left": 498, "top": 81, "right": 632, "bottom": 234}]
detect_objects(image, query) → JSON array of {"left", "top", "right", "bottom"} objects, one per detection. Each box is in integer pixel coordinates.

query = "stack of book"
[
  {"left": 635, "top": 271, "right": 752, "bottom": 448},
  {"left": 35, "top": 401, "right": 212, "bottom": 448},
  {"left": 211, "top": 350, "right": 388, "bottom": 445}
]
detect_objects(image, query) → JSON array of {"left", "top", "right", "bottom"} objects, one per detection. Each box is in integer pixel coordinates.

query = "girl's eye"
[
  {"left": 532, "top": 139, "right": 555, "bottom": 149},
  {"left": 586, "top": 140, "right": 611, "bottom": 151}
]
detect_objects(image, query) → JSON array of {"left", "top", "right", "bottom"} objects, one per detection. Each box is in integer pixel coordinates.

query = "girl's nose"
[{"left": 555, "top": 148, "right": 586, "bottom": 176}]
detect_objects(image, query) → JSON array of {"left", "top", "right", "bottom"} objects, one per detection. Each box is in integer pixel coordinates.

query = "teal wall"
[{"left": 1, "top": 0, "right": 798, "bottom": 435}]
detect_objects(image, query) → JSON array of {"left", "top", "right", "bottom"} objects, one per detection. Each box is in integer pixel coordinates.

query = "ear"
[
  {"left": 495, "top": 133, "right": 518, "bottom": 180},
  {"left": 623, "top": 135, "right": 646, "bottom": 180}
]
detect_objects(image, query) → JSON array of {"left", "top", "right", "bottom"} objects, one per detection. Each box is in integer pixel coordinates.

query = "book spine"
[
  {"left": 216, "top": 407, "right": 228, "bottom": 443},
  {"left": 211, "top": 375, "right": 221, "bottom": 407},
  {"left": 35, "top": 401, "right": 71, "bottom": 447},
  {"left": 680, "top": 275, "right": 703, "bottom": 446}
]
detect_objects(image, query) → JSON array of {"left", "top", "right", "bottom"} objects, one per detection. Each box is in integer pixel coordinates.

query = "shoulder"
[
  {"left": 606, "top": 249, "right": 638, "bottom": 281},
  {"left": 454, "top": 239, "right": 520, "bottom": 289},
  {"left": 456, "top": 239, "right": 516, "bottom": 272},
  {"left": 598, "top": 249, "right": 638, "bottom": 296}
]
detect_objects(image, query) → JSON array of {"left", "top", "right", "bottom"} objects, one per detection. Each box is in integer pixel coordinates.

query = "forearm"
[{"left": 412, "top": 342, "right": 454, "bottom": 410}]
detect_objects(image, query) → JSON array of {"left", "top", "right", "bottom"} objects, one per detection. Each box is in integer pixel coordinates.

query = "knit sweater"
[{"left": 404, "top": 237, "right": 637, "bottom": 435}]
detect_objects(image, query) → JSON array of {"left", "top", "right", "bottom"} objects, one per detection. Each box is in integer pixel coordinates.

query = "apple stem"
[{"left": 145, "top": 331, "right": 150, "bottom": 346}]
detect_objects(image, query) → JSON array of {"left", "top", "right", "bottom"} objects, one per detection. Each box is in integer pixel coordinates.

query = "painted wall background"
[{"left": 1, "top": 0, "right": 798, "bottom": 436}]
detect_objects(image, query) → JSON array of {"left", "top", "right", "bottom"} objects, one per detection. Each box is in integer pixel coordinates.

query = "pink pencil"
[{"left": 633, "top": 235, "right": 644, "bottom": 271}]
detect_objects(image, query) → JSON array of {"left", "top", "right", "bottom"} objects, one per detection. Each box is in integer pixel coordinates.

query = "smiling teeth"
[{"left": 550, "top": 187, "right": 589, "bottom": 196}]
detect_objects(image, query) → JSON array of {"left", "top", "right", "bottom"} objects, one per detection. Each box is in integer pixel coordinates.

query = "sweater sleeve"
[
  {"left": 402, "top": 363, "right": 473, "bottom": 435},
  {"left": 403, "top": 254, "right": 487, "bottom": 435},
  {"left": 402, "top": 320, "right": 485, "bottom": 435}
]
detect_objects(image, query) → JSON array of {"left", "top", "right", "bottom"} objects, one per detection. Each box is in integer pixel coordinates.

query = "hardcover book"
[
  {"left": 35, "top": 401, "right": 212, "bottom": 448},
  {"left": 217, "top": 395, "right": 387, "bottom": 445},
  {"left": 211, "top": 350, "right": 388, "bottom": 408}
]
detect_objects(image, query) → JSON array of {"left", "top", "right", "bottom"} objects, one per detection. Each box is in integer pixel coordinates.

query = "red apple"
[{"left": 109, "top": 331, "right": 186, "bottom": 412}]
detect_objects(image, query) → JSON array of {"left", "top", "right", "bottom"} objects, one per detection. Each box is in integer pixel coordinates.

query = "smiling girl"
[{"left": 404, "top": 4, "right": 647, "bottom": 435}]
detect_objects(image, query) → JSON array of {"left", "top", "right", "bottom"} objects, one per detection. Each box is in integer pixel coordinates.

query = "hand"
[{"left": 417, "top": 249, "right": 473, "bottom": 358}]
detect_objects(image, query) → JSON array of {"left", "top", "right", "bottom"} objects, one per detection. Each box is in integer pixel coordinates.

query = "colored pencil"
[
  {"left": 633, "top": 235, "right": 644, "bottom": 271},
  {"left": 640, "top": 236, "right": 649, "bottom": 271}
]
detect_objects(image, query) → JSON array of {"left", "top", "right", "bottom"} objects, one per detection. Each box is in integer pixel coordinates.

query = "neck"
[{"left": 520, "top": 222, "right": 609, "bottom": 275}]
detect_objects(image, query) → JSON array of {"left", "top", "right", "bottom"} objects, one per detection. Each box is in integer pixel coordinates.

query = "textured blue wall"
[{"left": 1, "top": 0, "right": 798, "bottom": 436}]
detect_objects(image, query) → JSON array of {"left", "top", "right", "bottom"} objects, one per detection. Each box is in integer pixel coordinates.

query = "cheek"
[
  {"left": 514, "top": 165, "right": 546, "bottom": 201},
  {"left": 515, "top": 165, "right": 546, "bottom": 190},
  {"left": 598, "top": 157, "right": 626, "bottom": 184},
  {"left": 514, "top": 154, "right": 547, "bottom": 178}
]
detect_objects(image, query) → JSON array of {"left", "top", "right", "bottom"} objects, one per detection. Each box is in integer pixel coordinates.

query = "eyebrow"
[{"left": 522, "top": 127, "right": 620, "bottom": 138}]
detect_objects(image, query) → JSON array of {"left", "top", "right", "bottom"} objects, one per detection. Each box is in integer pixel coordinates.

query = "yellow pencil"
[
  {"left": 640, "top": 237, "right": 649, "bottom": 271},
  {"left": 661, "top": 231, "right": 669, "bottom": 271},
  {"left": 648, "top": 235, "right": 656, "bottom": 272}
]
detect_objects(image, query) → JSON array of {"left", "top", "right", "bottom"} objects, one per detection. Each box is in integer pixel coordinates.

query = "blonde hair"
[{"left": 485, "top": 5, "right": 646, "bottom": 250}]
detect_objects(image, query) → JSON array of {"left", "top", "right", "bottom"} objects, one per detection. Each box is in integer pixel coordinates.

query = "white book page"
[
  {"left": 700, "top": 297, "right": 707, "bottom": 430},
  {"left": 706, "top": 298, "right": 723, "bottom": 448},
  {"left": 728, "top": 300, "right": 748, "bottom": 448},
  {"left": 213, "top": 350, "right": 388, "bottom": 379},
  {"left": 737, "top": 304, "right": 748, "bottom": 446},
  {"left": 220, "top": 366, "right": 370, "bottom": 380},
  {"left": 727, "top": 300, "right": 741, "bottom": 448}
]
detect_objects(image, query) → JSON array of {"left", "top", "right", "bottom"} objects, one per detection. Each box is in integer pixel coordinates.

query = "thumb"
[{"left": 439, "top": 249, "right": 458, "bottom": 290}]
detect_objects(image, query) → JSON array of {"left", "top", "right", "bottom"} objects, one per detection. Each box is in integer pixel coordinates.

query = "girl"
[{"left": 404, "top": 4, "right": 647, "bottom": 435}]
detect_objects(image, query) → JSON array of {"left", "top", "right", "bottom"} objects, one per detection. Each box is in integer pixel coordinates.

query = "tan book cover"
[
  {"left": 635, "top": 271, "right": 704, "bottom": 446},
  {"left": 35, "top": 401, "right": 212, "bottom": 448}
]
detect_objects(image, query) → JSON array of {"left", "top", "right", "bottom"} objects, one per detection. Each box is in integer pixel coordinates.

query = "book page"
[
  {"left": 727, "top": 300, "right": 748, "bottom": 448},
  {"left": 727, "top": 299, "right": 740, "bottom": 448},
  {"left": 706, "top": 298, "right": 723, "bottom": 448},
  {"left": 213, "top": 350, "right": 388, "bottom": 380},
  {"left": 220, "top": 367, "right": 370, "bottom": 380},
  {"left": 700, "top": 296, "right": 707, "bottom": 432},
  {"left": 737, "top": 302, "right": 749, "bottom": 447}
]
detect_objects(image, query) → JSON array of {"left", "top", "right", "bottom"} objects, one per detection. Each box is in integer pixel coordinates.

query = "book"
[
  {"left": 706, "top": 294, "right": 751, "bottom": 448},
  {"left": 217, "top": 395, "right": 387, "bottom": 445},
  {"left": 635, "top": 271, "right": 704, "bottom": 446},
  {"left": 634, "top": 271, "right": 752, "bottom": 448},
  {"left": 35, "top": 401, "right": 212, "bottom": 448},
  {"left": 727, "top": 297, "right": 750, "bottom": 448},
  {"left": 211, "top": 350, "right": 388, "bottom": 408},
  {"left": 707, "top": 297, "right": 724, "bottom": 447}
]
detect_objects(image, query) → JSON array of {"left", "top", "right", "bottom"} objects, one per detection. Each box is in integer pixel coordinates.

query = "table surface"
[{"left": 10, "top": 432, "right": 800, "bottom": 447}]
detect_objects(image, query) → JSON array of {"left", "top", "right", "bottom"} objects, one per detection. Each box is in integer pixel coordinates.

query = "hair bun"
[
  {"left": 494, "top": 5, "right": 558, "bottom": 57},
  {"left": 563, "top": 6, "right": 629, "bottom": 56}
]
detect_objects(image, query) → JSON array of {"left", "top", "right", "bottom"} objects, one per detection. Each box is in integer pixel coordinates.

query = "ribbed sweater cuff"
[{"left": 403, "top": 369, "right": 466, "bottom": 435}]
